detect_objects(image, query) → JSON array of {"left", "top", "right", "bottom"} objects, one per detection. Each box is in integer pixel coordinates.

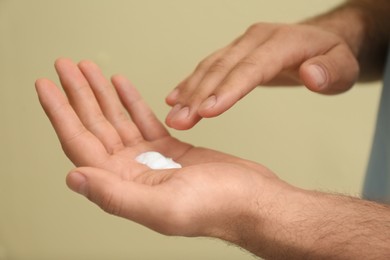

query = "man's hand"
[
  {"left": 35, "top": 58, "right": 280, "bottom": 239},
  {"left": 36, "top": 59, "right": 390, "bottom": 259},
  {"left": 165, "top": 23, "right": 359, "bottom": 130}
]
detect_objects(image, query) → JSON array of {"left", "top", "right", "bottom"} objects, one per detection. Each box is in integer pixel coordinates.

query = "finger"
[
  {"left": 300, "top": 43, "right": 359, "bottom": 94},
  {"left": 198, "top": 39, "right": 292, "bottom": 118},
  {"left": 66, "top": 167, "right": 188, "bottom": 236},
  {"left": 166, "top": 25, "right": 275, "bottom": 129},
  {"left": 165, "top": 26, "right": 271, "bottom": 108},
  {"left": 55, "top": 58, "right": 124, "bottom": 154},
  {"left": 78, "top": 60, "right": 144, "bottom": 146},
  {"left": 112, "top": 75, "right": 170, "bottom": 141},
  {"left": 165, "top": 104, "right": 202, "bottom": 130},
  {"left": 165, "top": 45, "right": 253, "bottom": 130},
  {"left": 35, "top": 78, "right": 109, "bottom": 166},
  {"left": 66, "top": 168, "right": 160, "bottom": 229},
  {"left": 165, "top": 46, "right": 229, "bottom": 107},
  {"left": 198, "top": 26, "right": 354, "bottom": 117},
  {"left": 165, "top": 45, "right": 229, "bottom": 130},
  {"left": 177, "top": 26, "right": 273, "bottom": 109},
  {"left": 166, "top": 44, "right": 256, "bottom": 130}
]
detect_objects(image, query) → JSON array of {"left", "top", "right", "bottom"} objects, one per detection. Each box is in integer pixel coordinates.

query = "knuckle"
[
  {"left": 275, "top": 24, "right": 295, "bottom": 35},
  {"left": 246, "top": 22, "right": 267, "bottom": 35},
  {"left": 244, "top": 22, "right": 277, "bottom": 38},
  {"left": 237, "top": 56, "right": 258, "bottom": 68},
  {"left": 195, "top": 57, "right": 213, "bottom": 72},
  {"left": 271, "top": 25, "right": 300, "bottom": 43},
  {"left": 208, "top": 57, "right": 231, "bottom": 74}
]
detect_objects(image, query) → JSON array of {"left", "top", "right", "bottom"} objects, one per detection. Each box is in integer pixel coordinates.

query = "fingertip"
[
  {"left": 34, "top": 78, "right": 56, "bottom": 95},
  {"left": 167, "top": 120, "right": 199, "bottom": 130},
  {"left": 34, "top": 78, "right": 47, "bottom": 89},
  {"left": 77, "top": 59, "right": 96, "bottom": 70},
  {"left": 300, "top": 45, "right": 359, "bottom": 95},
  {"left": 66, "top": 170, "right": 88, "bottom": 197},
  {"left": 111, "top": 74, "right": 127, "bottom": 87},
  {"left": 198, "top": 93, "right": 238, "bottom": 119},
  {"left": 300, "top": 63, "right": 329, "bottom": 93},
  {"left": 198, "top": 95, "right": 218, "bottom": 117},
  {"left": 165, "top": 88, "right": 179, "bottom": 106},
  {"left": 165, "top": 106, "right": 200, "bottom": 130},
  {"left": 301, "top": 62, "right": 357, "bottom": 95},
  {"left": 54, "top": 57, "right": 73, "bottom": 69},
  {"left": 34, "top": 79, "right": 45, "bottom": 96},
  {"left": 111, "top": 74, "right": 125, "bottom": 90},
  {"left": 111, "top": 74, "right": 125, "bottom": 83}
]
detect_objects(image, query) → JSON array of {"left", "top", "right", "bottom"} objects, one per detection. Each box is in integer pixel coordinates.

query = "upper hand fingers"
[
  {"left": 165, "top": 24, "right": 276, "bottom": 129},
  {"left": 166, "top": 23, "right": 276, "bottom": 107}
]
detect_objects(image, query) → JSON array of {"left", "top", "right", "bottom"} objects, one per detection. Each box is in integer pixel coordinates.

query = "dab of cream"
[{"left": 135, "top": 151, "right": 182, "bottom": 169}]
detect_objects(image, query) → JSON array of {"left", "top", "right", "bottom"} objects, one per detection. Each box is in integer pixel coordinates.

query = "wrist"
[
  {"left": 233, "top": 182, "right": 390, "bottom": 259},
  {"left": 216, "top": 177, "right": 308, "bottom": 258},
  {"left": 226, "top": 179, "right": 352, "bottom": 259},
  {"left": 243, "top": 182, "right": 310, "bottom": 258}
]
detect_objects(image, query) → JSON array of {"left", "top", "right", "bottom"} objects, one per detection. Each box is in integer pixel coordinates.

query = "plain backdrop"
[{"left": 0, "top": 0, "right": 382, "bottom": 259}]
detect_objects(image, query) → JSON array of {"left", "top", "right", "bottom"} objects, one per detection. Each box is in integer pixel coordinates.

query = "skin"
[
  {"left": 165, "top": 22, "right": 360, "bottom": 130},
  {"left": 36, "top": 59, "right": 390, "bottom": 259},
  {"left": 165, "top": 0, "right": 390, "bottom": 130},
  {"left": 35, "top": 0, "right": 390, "bottom": 258},
  {"left": 35, "top": 58, "right": 282, "bottom": 239}
]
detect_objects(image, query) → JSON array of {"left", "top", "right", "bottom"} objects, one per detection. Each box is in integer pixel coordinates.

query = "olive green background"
[{"left": 0, "top": 0, "right": 381, "bottom": 259}]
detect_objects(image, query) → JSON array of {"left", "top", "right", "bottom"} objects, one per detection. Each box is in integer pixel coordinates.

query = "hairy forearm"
[
  {"left": 304, "top": 0, "right": 390, "bottom": 81},
  {"left": 231, "top": 186, "right": 390, "bottom": 259}
]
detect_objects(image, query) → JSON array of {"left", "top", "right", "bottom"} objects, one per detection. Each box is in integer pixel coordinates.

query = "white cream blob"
[{"left": 135, "top": 151, "right": 182, "bottom": 170}]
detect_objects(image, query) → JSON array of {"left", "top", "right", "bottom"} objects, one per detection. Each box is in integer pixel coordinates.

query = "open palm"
[{"left": 36, "top": 58, "right": 279, "bottom": 239}]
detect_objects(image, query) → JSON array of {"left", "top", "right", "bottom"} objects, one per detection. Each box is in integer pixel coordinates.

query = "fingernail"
[
  {"left": 167, "top": 104, "right": 182, "bottom": 119},
  {"left": 308, "top": 64, "right": 327, "bottom": 89},
  {"left": 167, "top": 88, "right": 179, "bottom": 102},
  {"left": 68, "top": 171, "right": 88, "bottom": 196},
  {"left": 172, "top": 106, "right": 190, "bottom": 121},
  {"left": 200, "top": 95, "right": 217, "bottom": 110}
]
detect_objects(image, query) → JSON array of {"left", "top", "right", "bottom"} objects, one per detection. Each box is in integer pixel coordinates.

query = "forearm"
[
  {"left": 304, "top": 0, "right": 390, "bottom": 81},
  {"left": 230, "top": 185, "right": 390, "bottom": 259}
]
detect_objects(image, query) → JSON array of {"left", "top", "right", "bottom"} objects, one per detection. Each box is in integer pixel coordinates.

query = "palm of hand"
[{"left": 36, "top": 58, "right": 276, "bottom": 238}]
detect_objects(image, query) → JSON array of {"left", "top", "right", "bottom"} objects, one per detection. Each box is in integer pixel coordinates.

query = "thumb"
[
  {"left": 66, "top": 167, "right": 189, "bottom": 236},
  {"left": 66, "top": 168, "right": 157, "bottom": 221},
  {"left": 66, "top": 167, "right": 139, "bottom": 217},
  {"left": 300, "top": 44, "right": 359, "bottom": 94}
]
